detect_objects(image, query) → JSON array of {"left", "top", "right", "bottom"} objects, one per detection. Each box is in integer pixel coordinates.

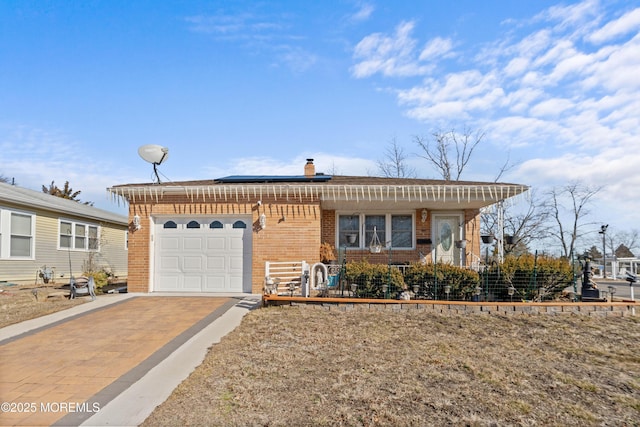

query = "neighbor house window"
[
  {"left": 75, "top": 224, "right": 86, "bottom": 249},
  {"left": 89, "top": 226, "right": 99, "bottom": 250},
  {"left": 59, "top": 220, "right": 99, "bottom": 251},
  {"left": 337, "top": 213, "right": 414, "bottom": 250},
  {"left": 10, "top": 212, "right": 34, "bottom": 257},
  {"left": 0, "top": 208, "right": 35, "bottom": 259}
]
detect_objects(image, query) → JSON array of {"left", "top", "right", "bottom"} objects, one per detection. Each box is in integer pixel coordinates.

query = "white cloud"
[
  {"left": 585, "top": 33, "right": 640, "bottom": 92},
  {"left": 0, "top": 124, "right": 136, "bottom": 213},
  {"left": 272, "top": 46, "right": 318, "bottom": 73},
  {"left": 589, "top": 7, "right": 640, "bottom": 44},
  {"left": 354, "top": 0, "right": 639, "bottom": 165},
  {"left": 350, "top": 2, "right": 375, "bottom": 22},
  {"left": 351, "top": 21, "right": 434, "bottom": 77},
  {"left": 504, "top": 57, "right": 529, "bottom": 77},
  {"left": 185, "top": 11, "right": 316, "bottom": 74},
  {"left": 418, "top": 37, "right": 454, "bottom": 60},
  {"left": 204, "top": 154, "right": 375, "bottom": 178},
  {"left": 503, "top": 87, "right": 545, "bottom": 114},
  {"left": 516, "top": 150, "right": 640, "bottom": 203},
  {"left": 529, "top": 97, "right": 574, "bottom": 117},
  {"left": 535, "top": 0, "right": 600, "bottom": 34}
]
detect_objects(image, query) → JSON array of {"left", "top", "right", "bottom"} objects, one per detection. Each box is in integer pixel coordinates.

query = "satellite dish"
[
  {"left": 138, "top": 144, "right": 169, "bottom": 183},
  {"left": 138, "top": 144, "right": 169, "bottom": 165}
]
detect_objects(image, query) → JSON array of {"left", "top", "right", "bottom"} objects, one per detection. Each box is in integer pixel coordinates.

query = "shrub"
[
  {"left": 319, "top": 242, "right": 336, "bottom": 263},
  {"left": 81, "top": 268, "right": 112, "bottom": 292},
  {"left": 486, "top": 254, "right": 573, "bottom": 301},
  {"left": 344, "top": 260, "right": 405, "bottom": 298},
  {"left": 404, "top": 262, "right": 480, "bottom": 300}
]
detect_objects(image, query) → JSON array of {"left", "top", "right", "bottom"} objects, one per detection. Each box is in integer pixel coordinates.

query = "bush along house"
[{"left": 108, "top": 160, "right": 528, "bottom": 295}]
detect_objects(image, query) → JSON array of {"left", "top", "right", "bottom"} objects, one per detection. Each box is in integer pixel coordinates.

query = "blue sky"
[{"left": 1, "top": 0, "right": 638, "bottom": 248}]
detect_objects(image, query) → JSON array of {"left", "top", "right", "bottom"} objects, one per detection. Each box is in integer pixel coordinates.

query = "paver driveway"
[{"left": 0, "top": 296, "right": 240, "bottom": 426}]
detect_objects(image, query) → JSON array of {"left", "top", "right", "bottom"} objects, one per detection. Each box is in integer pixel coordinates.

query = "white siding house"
[{"left": 0, "top": 182, "right": 128, "bottom": 284}]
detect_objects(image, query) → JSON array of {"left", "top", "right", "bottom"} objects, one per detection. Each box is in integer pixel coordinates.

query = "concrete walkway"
[{"left": 0, "top": 293, "right": 261, "bottom": 426}]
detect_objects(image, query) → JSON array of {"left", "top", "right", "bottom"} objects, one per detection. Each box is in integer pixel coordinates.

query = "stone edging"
[{"left": 262, "top": 296, "right": 637, "bottom": 316}]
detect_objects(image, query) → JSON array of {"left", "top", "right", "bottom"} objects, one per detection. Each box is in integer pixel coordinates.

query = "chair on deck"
[{"left": 70, "top": 276, "right": 96, "bottom": 301}]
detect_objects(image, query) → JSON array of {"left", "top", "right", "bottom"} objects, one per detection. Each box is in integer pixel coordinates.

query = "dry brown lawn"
[
  {"left": 143, "top": 306, "right": 640, "bottom": 426},
  {"left": 0, "top": 282, "right": 85, "bottom": 328}
]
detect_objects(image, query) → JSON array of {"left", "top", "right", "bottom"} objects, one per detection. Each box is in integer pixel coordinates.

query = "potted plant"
[
  {"left": 455, "top": 240, "right": 467, "bottom": 249},
  {"left": 481, "top": 235, "right": 494, "bottom": 244},
  {"left": 319, "top": 242, "right": 336, "bottom": 264}
]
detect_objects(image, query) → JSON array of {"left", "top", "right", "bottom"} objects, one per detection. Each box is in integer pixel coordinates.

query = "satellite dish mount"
[{"left": 138, "top": 145, "right": 169, "bottom": 183}]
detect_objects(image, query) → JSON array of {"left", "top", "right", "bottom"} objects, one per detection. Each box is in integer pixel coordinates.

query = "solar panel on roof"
[{"left": 217, "top": 175, "right": 332, "bottom": 183}]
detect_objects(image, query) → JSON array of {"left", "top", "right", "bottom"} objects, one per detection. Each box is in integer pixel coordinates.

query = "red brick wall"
[
  {"left": 126, "top": 195, "right": 321, "bottom": 293},
  {"left": 127, "top": 196, "right": 483, "bottom": 293},
  {"left": 465, "top": 209, "right": 482, "bottom": 267},
  {"left": 319, "top": 208, "right": 480, "bottom": 267}
]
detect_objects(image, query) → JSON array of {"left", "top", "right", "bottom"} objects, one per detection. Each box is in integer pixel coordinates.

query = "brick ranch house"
[{"left": 108, "top": 160, "right": 528, "bottom": 294}]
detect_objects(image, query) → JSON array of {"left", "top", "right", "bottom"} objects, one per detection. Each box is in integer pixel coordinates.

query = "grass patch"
[
  {"left": 0, "top": 283, "right": 86, "bottom": 328},
  {"left": 143, "top": 306, "right": 640, "bottom": 426}
]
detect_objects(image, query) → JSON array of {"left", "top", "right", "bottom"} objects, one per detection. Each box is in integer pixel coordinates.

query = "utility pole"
[{"left": 599, "top": 224, "right": 608, "bottom": 278}]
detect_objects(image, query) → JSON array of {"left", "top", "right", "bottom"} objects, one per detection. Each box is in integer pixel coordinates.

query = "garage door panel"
[
  {"left": 183, "top": 237, "right": 204, "bottom": 250},
  {"left": 160, "top": 237, "right": 180, "bottom": 250},
  {"left": 207, "top": 237, "right": 226, "bottom": 250},
  {"left": 157, "top": 275, "right": 180, "bottom": 291},
  {"left": 229, "top": 255, "right": 243, "bottom": 272},
  {"left": 229, "top": 276, "right": 243, "bottom": 291},
  {"left": 183, "top": 275, "right": 204, "bottom": 290},
  {"left": 207, "top": 256, "right": 225, "bottom": 270},
  {"left": 183, "top": 256, "right": 203, "bottom": 271},
  {"left": 204, "top": 275, "right": 226, "bottom": 290},
  {"left": 159, "top": 256, "right": 180, "bottom": 271},
  {"left": 154, "top": 217, "right": 251, "bottom": 292},
  {"left": 229, "top": 237, "right": 244, "bottom": 250}
]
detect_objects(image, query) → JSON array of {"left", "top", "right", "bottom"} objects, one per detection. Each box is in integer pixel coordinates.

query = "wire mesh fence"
[{"left": 318, "top": 256, "right": 576, "bottom": 302}]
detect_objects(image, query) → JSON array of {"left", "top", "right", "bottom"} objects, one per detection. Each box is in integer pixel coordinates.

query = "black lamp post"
[{"left": 599, "top": 224, "right": 608, "bottom": 278}]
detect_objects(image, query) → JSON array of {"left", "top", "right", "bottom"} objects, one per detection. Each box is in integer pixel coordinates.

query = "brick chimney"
[{"left": 304, "top": 158, "right": 315, "bottom": 177}]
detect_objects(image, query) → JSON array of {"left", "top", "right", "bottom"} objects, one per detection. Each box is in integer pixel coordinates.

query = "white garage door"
[{"left": 153, "top": 216, "right": 252, "bottom": 292}]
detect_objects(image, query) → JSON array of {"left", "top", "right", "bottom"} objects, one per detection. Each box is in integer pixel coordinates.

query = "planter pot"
[
  {"left": 455, "top": 240, "right": 467, "bottom": 249},
  {"left": 481, "top": 235, "right": 494, "bottom": 244},
  {"left": 505, "top": 235, "right": 515, "bottom": 245},
  {"left": 346, "top": 234, "right": 357, "bottom": 244},
  {"left": 370, "top": 245, "right": 382, "bottom": 253}
]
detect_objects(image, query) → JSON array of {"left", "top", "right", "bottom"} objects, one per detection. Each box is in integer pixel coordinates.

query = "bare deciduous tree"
[
  {"left": 414, "top": 127, "right": 484, "bottom": 181},
  {"left": 377, "top": 138, "right": 416, "bottom": 178},
  {"left": 606, "top": 229, "right": 638, "bottom": 257},
  {"left": 545, "top": 183, "right": 601, "bottom": 259},
  {"left": 493, "top": 151, "right": 519, "bottom": 183},
  {"left": 481, "top": 190, "right": 550, "bottom": 257}
]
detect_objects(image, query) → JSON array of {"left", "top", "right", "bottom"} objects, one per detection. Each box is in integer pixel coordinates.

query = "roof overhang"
[
  {"left": 108, "top": 182, "right": 529, "bottom": 211},
  {"left": 0, "top": 183, "right": 128, "bottom": 225}
]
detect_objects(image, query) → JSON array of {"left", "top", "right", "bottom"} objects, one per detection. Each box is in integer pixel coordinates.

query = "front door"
[{"left": 434, "top": 215, "right": 461, "bottom": 265}]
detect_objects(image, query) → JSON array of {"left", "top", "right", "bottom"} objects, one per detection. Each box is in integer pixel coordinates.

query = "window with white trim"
[
  {"left": 337, "top": 213, "right": 414, "bottom": 250},
  {"left": 59, "top": 220, "right": 100, "bottom": 251},
  {"left": 0, "top": 207, "right": 35, "bottom": 259}
]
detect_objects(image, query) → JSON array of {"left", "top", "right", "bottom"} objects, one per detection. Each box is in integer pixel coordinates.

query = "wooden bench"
[{"left": 264, "top": 261, "right": 309, "bottom": 296}]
